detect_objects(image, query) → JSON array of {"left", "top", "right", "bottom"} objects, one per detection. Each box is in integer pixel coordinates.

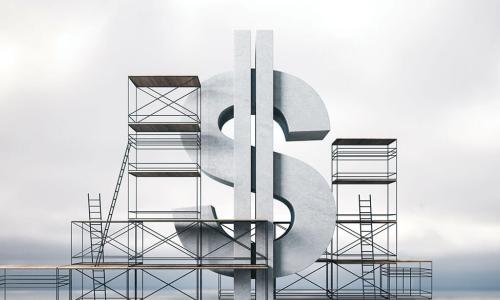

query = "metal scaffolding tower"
[
  {"left": 330, "top": 138, "right": 432, "bottom": 299},
  {"left": 127, "top": 75, "right": 202, "bottom": 220},
  {"left": 65, "top": 75, "right": 271, "bottom": 300}
]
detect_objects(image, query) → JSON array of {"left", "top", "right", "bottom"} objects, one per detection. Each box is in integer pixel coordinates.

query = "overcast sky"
[{"left": 0, "top": 0, "right": 499, "bottom": 291}]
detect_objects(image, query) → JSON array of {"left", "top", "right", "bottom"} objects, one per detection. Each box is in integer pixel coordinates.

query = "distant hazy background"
[{"left": 1, "top": 0, "right": 499, "bottom": 293}]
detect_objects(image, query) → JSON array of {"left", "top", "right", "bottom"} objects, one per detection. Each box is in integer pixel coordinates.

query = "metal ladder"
[
  {"left": 87, "top": 193, "right": 107, "bottom": 300},
  {"left": 359, "top": 194, "right": 376, "bottom": 298},
  {"left": 96, "top": 141, "right": 131, "bottom": 264}
]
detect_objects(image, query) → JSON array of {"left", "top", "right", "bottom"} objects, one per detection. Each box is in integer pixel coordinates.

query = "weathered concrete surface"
[
  {"left": 233, "top": 30, "right": 252, "bottom": 300},
  {"left": 178, "top": 68, "right": 335, "bottom": 278},
  {"left": 255, "top": 30, "right": 274, "bottom": 300}
]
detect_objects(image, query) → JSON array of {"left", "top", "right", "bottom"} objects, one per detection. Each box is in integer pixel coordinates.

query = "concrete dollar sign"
[{"left": 175, "top": 69, "right": 336, "bottom": 278}]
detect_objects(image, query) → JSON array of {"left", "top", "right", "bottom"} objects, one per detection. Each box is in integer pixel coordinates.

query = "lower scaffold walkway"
[
  {"left": 0, "top": 263, "right": 268, "bottom": 270},
  {"left": 0, "top": 217, "right": 272, "bottom": 299},
  {"left": 0, "top": 263, "right": 269, "bottom": 300}
]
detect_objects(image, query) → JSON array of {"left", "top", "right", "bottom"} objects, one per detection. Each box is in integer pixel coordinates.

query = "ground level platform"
[{"left": 0, "top": 263, "right": 268, "bottom": 270}]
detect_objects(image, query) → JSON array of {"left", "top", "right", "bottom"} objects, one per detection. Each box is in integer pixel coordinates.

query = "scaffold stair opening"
[
  {"left": 359, "top": 194, "right": 376, "bottom": 298},
  {"left": 96, "top": 141, "right": 131, "bottom": 265}
]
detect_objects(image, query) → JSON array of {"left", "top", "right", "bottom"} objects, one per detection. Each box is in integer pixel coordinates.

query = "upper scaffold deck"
[
  {"left": 129, "top": 76, "right": 201, "bottom": 88},
  {"left": 128, "top": 75, "right": 201, "bottom": 132},
  {"left": 332, "top": 138, "right": 396, "bottom": 146}
]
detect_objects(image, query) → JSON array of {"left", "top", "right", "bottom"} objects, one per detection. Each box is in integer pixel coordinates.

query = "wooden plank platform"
[
  {"left": 129, "top": 122, "right": 200, "bottom": 133},
  {"left": 71, "top": 218, "right": 267, "bottom": 223},
  {"left": 317, "top": 259, "right": 432, "bottom": 264},
  {"left": 129, "top": 170, "right": 200, "bottom": 177},
  {"left": 336, "top": 220, "right": 397, "bottom": 224},
  {"left": 0, "top": 263, "right": 268, "bottom": 270},
  {"left": 129, "top": 76, "right": 200, "bottom": 88},
  {"left": 62, "top": 264, "right": 268, "bottom": 270},
  {"left": 0, "top": 264, "right": 62, "bottom": 269},
  {"left": 332, "top": 178, "right": 396, "bottom": 185},
  {"left": 332, "top": 138, "right": 396, "bottom": 146}
]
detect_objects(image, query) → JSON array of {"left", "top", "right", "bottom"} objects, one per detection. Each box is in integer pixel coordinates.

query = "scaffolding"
[
  {"left": 267, "top": 138, "right": 432, "bottom": 299},
  {"left": 329, "top": 138, "right": 432, "bottom": 299},
  {"left": 64, "top": 75, "right": 271, "bottom": 300},
  {"left": 0, "top": 77, "right": 433, "bottom": 300},
  {"left": 70, "top": 218, "right": 269, "bottom": 299},
  {"left": 127, "top": 75, "right": 202, "bottom": 220}
]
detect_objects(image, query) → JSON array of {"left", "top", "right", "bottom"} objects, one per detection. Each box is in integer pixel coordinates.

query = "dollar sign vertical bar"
[
  {"left": 234, "top": 30, "right": 251, "bottom": 300},
  {"left": 255, "top": 30, "right": 274, "bottom": 300}
]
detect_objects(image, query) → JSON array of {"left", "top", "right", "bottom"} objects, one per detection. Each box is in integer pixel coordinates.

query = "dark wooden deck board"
[{"left": 129, "top": 123, "right": 200, "bottom": 132}]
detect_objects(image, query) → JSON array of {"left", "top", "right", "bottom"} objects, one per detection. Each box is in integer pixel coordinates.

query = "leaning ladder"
[
  {"left": 96, "top": 141, "right": 132, "bottom": 265},
  {"left": 87, "top": 193, "right": 107, "bottom": 300},
  {"left": 359, "top": 194, "right": 376, "bottom": 298}
]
